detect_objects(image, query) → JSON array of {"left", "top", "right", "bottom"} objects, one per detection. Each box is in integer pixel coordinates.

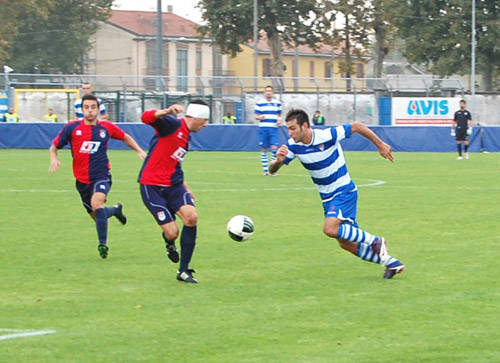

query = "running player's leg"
[
  {"left": 140, "top": 184, "right": 179, "bottom": 263},
  {"left": 171, "top": 185, "right": 197, "bottom": 282}
]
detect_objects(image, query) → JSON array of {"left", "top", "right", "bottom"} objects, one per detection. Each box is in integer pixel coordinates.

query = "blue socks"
[
  {"left": 94, "top": 208, "right": 108, "bottom": 246},
  {"left": 260, "top": 151, "right": 269, "bottom": 174},
  {"left": 271, "top": 148, "right": 277, "bottom": 161},
  {"left": 338, "top": 224, "right": 378, "bottom": 244},
  {"left": 179, "top": 225, "right": 197, "bottom": 272}
]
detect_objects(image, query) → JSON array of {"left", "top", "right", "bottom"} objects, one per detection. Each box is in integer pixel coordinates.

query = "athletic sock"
[
  {"left": 464, "top": 144, "right": 469, "bottom": 153},
  {"left": 337, "top": 224, "right": 378, "bottom": 244},
  {"left": 94, "top": 208, "right": 108, "bottom": 246},
  {"left": 260, "top": 151, "right": 269, "bottom": 173},
  {"left": 162, "top": 232, "right": 175, "bottom": 245},
  {"left": 103, "top": 206, "right": 117, "bottom": 218},
  {"left": 458, "top": 144, "right": 462, "bottom": 156},
  {"left": 179, "top": 226, "right": 197, "bottom": 272},
  {"left": 356, "top": 242, "right": 381, "bottom": 264},
  {"left": 271, "top": 148, "right": 277, "bottom": 161}
]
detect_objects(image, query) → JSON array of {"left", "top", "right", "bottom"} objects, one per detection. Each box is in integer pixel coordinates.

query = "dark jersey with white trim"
[
  {"left": 454, "top": 109, "right": 472, "bottom": 129},
  {"left": 52, "top": 120, "right": 125, "bottom": 184},
  {"left": 138, "top": 110, "right": 190, "bottom": 186}
]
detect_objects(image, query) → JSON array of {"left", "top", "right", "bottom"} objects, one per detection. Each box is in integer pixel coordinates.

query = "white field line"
[
  {"left": 0, "top": 329, "right": 56, "bottom": 341},
  {"left": 0, "top": 178, "right": 386, "bottom": 193}
]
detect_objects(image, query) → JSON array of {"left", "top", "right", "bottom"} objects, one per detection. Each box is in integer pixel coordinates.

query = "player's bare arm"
[
  {"left": 351, "top": 121, "right": 394, "bottom": 162},
  {"left": 276, "top": 115, "right": 283, "bottom": 127},
  {"left": 269, "top": 144, "right": 288, "bottom": 174},
  {"left": 48, "top": 144, "right": 61, "bottom": 172},
  {"left": 155, "top": 104, "right": 185, "bottom": 118},
  {"left": 123, "top": 133, "right": 147, "bottom": 159},
  {"left": 255, "top": 114, "right": 265, "bottom": 121},
  {"left": 183, "top": 182, "right": 195, "bottom": 201}
]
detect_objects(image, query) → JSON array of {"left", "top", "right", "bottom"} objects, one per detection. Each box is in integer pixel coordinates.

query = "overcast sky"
[{"left": 112, "top": 0, "right": 203, "bottom": 23}]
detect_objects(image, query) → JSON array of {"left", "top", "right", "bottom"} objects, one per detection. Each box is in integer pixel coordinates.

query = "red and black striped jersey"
[
  {"left": 52, "top": 120, "right": 125, "bottom": 184},
  {"left": 138, "top": 110, "right": 190, "bottom": 186}
]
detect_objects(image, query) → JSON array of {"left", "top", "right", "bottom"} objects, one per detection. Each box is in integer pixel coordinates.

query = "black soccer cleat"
[
  {"left": 165, "top": 240, "right": 179, "bottom": 263},
  {"left": 383, "top": 261, "right": 405, "bottom": 279},
  {"left": 98, "top": 244, "right": 109, "bottom": 259},
  {"left": 114, "top": 202, "right": 127, "bottom": 225},
  {"left": 177, "top": 269, "right": 198, "bottom": 283}
]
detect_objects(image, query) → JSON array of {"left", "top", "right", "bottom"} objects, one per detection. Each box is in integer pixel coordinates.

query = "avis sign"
[{"left": 392, "top": 97, "right": 461, "bottom": 126}]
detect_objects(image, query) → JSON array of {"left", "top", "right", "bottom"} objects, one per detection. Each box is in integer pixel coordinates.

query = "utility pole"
[
  {"left": 471, "top": 0, "right": 476, "bottom": 119},
  {"left": 156, "top": 0, "right": 164, "bottom": 92},
  {"left": 253, "top": 0, "right": 258, "bottom": 91}
]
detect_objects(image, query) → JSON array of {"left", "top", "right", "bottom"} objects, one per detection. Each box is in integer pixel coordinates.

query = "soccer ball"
[{"left": 227, "top": 215, "right": 254, "bottom": 242}]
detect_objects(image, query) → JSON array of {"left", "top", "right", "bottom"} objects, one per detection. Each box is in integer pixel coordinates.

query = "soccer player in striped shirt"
[
  {"left": 49, "top": 94, "right": 146, "bottom": 259},
  {"left": 138, "top": 100, "right": 209, "bottom": 283},
  {"left": 75, "top": 82, "right": 108, "bottom": 120},
  {"left": 254, "top": 85, "right": 282, "bottom": 175},
  {"left": 269, "top": 109, "right": 405, "bottom": 279}
]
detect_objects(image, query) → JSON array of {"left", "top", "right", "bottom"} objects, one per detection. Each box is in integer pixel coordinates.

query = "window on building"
[
  {"left": 310, "top": 61, "right": 314, "bottom": 77},
  {"left": 176, "top": 49, "right": 188, "bottom": 92},
  {"left": 146, "top": 40, "right": 168, "bottom": 75},
  {"left": 325, "top": 61, "right": 332, "bottom": 78},
  {"left": 356, "top": 63, "right": 364, "bottom": 78},
  {"left": 196, "top": 49, "right": 202, "bottom": 71},
  {"left": 263, "top": 59, "right": 272, "bottom": 77}
]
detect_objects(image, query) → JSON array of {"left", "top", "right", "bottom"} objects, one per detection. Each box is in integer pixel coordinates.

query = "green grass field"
[{"left": 1, "top": 149, "right": 499, "bottom": 362}]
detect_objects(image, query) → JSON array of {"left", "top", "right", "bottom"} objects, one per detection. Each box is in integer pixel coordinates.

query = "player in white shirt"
[{"left": 270, "top": 109, "right": 404, "bottom": 279}]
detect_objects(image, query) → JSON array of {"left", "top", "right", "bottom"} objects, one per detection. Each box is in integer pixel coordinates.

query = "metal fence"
[{"left": 1, "top": 73, "right": 467, "bottom": 124}]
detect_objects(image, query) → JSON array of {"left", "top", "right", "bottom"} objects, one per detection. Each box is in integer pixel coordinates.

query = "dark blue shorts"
[
  {"left": 258, "top": 127, "right": 278, "bottom": 149},
  {"left": 322, "top": 190, "right": 359, "bottom": 227},
  {"left": 140, "top": 183, "right": 195, "bottom": 225},
  {"left": 76, "top": 176, "right": 112, "bottom": 213}
]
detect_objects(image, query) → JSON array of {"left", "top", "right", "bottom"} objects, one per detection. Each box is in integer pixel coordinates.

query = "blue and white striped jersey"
[
  {"left": 283, "top": 124, "right": 356, "bottom": 202},
  {"left": 254, "top": 97, "right": 282, "bottom": 128},
  {"left": 74, "top": 98, "right": 107, "bottom": 119}
]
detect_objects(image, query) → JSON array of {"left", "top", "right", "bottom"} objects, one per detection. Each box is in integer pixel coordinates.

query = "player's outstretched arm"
[
  {"left": 48, "top": 145, "right": 61, "bottom": 172},
  {"left": 351, "top": 121, "right": 394, "bottom": 162},
  {"left": 269, "top": 144, "right": 288, "bottom": 174},
  {"left": 154, "top": 104, "right": 185, "bottom": 118},
  {"left": 123, "top": 133, "right": 147, "bottom": 159}
]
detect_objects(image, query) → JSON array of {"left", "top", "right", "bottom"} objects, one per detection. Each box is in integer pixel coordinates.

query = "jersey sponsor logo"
[
  {"left": 171, "top": 146, "right": 187, "bottom": 162},
  {"left": 99, "top": 130, "right": 106, "bottom": 138},
  {"left": 79, "top": 141, "right": 101, "bottom": 154},
  {"left": 407, "top": 100, "right": 449, "bottom": 116},
  {"left": 157, "top": 211, "right": 166, "bottom": 221}
]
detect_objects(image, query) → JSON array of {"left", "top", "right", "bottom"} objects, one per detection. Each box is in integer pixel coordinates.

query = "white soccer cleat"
[{"left": 457, "top": 156, "right": 463, "bottom": 160}]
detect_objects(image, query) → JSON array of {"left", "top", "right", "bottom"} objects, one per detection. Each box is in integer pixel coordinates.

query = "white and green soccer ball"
[{"left": 227, "top": 215, "right": 254, "bottom": 242}]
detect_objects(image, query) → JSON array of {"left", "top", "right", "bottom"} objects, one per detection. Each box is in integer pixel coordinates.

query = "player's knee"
[
  {"left": 163, "top": 224, "right": 179, "bottom": 240},
  {"left": 323, "top": 224, "right": 339, "bottom": 238},
  {"left": 337, "top": 239, "right": 351, "bottom": 251},
  {"left": 184, "top": 212, "right": 198, "bottom": 226}
]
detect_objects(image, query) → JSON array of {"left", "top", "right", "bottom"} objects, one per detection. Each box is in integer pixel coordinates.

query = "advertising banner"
[
  {"left": 392, "top": 97, "right": 461, "bottom": 126},
  {"left": 0, "top": 90, "right": 9, "bottom": 121}
]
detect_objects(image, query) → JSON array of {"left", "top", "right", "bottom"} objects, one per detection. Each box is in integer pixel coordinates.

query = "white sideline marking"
[
  {"left": 0, "top": 179, "right": 385, "bottom": 194},
  {"left": 0, "top": 329, "right": 56, "bottom": 341}
]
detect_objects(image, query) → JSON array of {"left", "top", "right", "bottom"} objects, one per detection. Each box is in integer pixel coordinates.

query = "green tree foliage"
[
  {"left": 388, "top": 0, "right": 499, "bottom": 90},
  {"left": 5, "top": 0, "right": 112, "bottom": 74},
  {"left": 322, "top": 0, "right": 372, "bottom": 89},
  {"left": 198, "top": 0, "right": 326, "bottom": 80},
  {"left": 0, "top": 0, "right": 50, "bottom": 66}
]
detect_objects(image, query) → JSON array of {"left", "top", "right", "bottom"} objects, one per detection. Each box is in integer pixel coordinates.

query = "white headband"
[{"left": 186, "top": 103, "right": 210, "bottom": 119}]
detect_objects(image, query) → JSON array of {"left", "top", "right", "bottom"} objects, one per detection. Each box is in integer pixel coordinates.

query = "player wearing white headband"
[{"left": 138, "top": 100, "right": 209, "bottom": 283}]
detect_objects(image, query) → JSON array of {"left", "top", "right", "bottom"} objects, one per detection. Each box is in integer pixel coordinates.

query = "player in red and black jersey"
[
  {"left": 139, "top": 100, "right": 209, "bottom": 283},
  {"left": 49, "top": 94, "right": 146, "bottom": 259}
]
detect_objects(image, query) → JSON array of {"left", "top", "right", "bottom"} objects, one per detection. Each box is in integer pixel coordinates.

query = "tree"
[
  {"left": 6, "top": 0, "right": 112, "bottom": 74},
  {"left": 389, "top": 0, "right": 500, "bottom": 91},
  {"left": 323, "top": 0, "right": 372, "bottom": 89},
  {"left": 198, "top": 0, "right": 326, "bottom": 81},
  {"left": 0, "top": 0, "right": 50, "bottom": 66}
]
